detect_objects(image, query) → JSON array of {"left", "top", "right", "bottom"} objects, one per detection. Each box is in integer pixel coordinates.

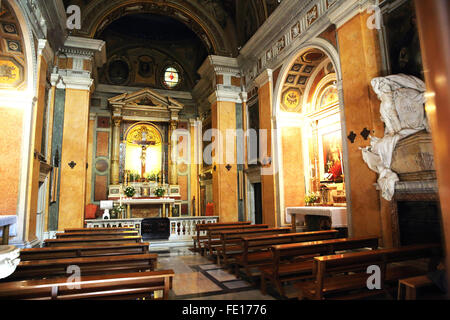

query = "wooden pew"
[
  {"left": 216, "top": 227, "right": 296, "bottom": 266},
  {"left": 201, "top": 224, "right": 269, "bottom": 256},
  {"left": 56, "top": 230, "right": 139, "bottom": 238},
  {"left": 0, "top": 270, "right": 174, "bottom": 300},
  {"left": 65, "top": 227, "right": 136, "bottom": 233},
  {"left": 4, "top": 253, "right": 158, "bottom": 281},
  {"left": 44, "top": 236, "right": 142, "bottom": 247},
  {"left": 192, "top": 221, "right": 252, "bottom": 253},
  {"left": 259, "top": 236, "right": 379, "bottom": 296},
  {"left": 20, "top": 243, "right": 150, "bottom": 261},
  {"left": 296, "top": 243, "right": 441, "bottom": 300},
  {"left": 233, "top": 230, "right": 340, "bottom": 279}
]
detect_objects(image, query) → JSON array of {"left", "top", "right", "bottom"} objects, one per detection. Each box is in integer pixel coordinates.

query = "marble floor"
[{"left": 150, "top": 246, "right": 284, "bottom": 300}]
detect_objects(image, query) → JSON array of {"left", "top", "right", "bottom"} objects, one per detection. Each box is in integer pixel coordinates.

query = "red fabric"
[
  {"left": 85, "top": 204, "right": 98, "bottom": 219},
  {"left": 206, "top": 203, "right": 214, "bottom": 216}
]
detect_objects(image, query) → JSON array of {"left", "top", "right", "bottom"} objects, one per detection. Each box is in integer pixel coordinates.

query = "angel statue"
[{"left": 361, "top": 74, "right": 429, "bottom": 201}]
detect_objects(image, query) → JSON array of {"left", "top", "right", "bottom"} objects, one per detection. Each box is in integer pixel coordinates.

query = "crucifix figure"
[{"left": 134, "top": 129, "right": 155, "bottom": 178}]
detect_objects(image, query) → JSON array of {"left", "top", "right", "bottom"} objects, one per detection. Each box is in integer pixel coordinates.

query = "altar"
[
  {"left": 286, "top": 206, "right": 348, "bottom": 232},
  {"left": 112, "top": 197, "right": 177, "bottom": 218}
]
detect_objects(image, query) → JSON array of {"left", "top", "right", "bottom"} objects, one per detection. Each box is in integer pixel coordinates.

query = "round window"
[{"left": 163, "top": 66, "right": 181, "bottom": 89}]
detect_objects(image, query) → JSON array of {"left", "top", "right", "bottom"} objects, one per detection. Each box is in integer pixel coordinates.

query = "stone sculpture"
[{"left": 361, "top": 74, "right": 429, "bottom": 200}]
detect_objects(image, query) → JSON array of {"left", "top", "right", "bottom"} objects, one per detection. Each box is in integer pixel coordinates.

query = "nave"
[{"left": 0, "top": 222, "right": 445, "bottom": 301}]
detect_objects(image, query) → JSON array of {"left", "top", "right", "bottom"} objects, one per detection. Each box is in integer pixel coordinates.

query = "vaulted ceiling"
[{"left": 62, "top": 0, "right": 282, "bottom": 53}]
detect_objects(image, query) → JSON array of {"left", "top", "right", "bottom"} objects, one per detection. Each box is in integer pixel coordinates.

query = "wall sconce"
[
  {"left": 261, "top": 156, "right": 272, "bottom": 167},
  {"left": 347, "top": 131, "right": 357, "bottom": 143},
  {"left": 68, "top": 161, "right": 77, "bottom": 169},
  {"left": 360, "top": 128, "right": 371, "bottom": 140},
  {"left": 226, "top": 164, "right": 232, "bottom": 171}
]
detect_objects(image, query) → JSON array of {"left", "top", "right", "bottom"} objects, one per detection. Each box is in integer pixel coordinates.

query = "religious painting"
[
  {"left": 384, "top": 0, "right": 423, "bottom": 79},
  {"left": 138, "top": 55, "right": 154, "bottom": 78},
  {"left": 317, "top": 84, "right": 339, "bottom": 109},
  {"left": 320, "top": 130, "right": 343, "bottom": 182},
  {"left": 281, "top": 88, "right": 302, "bottom": 113},
  {"left": 107, "top": 57, "right": 130, "bottom": 85},
  {"left": 124, "top": 123, "right": 163, "bottom": 181}
]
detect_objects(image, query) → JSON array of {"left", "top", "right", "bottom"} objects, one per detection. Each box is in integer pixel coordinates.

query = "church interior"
[{"left": 1, "top": 0, "right": 450, "bottom": 302}]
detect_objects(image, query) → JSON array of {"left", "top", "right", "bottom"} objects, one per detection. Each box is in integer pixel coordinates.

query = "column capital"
[
  {"left": 62, "top": 36, "right": 107, "bottom": 67},
  {"left": 38, "top": 39, "right": 54, "bottom": 64},
  {"left": 112, "top": 117, "right": 122, "bottom": 127},
  {"left": 254, "top": 69, "right": 273, "bottom": 88}
]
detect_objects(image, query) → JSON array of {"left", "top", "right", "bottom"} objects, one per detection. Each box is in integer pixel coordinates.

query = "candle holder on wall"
[
  {"left": 360, "top": 128, "right": 371, "bottom": 140},
  {"left": 347, "top": 131, "right": 357, "bottom": 143}
]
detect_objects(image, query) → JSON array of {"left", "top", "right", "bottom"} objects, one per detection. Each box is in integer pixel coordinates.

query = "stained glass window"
[{"left": 163, "top": 66, "right": 180, "bottom": 89}]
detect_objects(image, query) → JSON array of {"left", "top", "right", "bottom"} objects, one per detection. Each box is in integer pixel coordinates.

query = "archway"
[{"left": 272, "top": 41, "right": 351, "bottom": 233}]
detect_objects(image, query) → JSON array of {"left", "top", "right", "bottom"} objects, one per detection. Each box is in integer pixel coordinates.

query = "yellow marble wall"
[
  {"left": 258, "top": 81, "right": 278, "bottom": 227},
  {"left": 0, "top": 107, "right": 23, "bottom": 215},
  {"left": 58, "top": 88, "right": 91, "bottom": 230},
  {"left": 337, "top": 12, "right": 386, "bottom": 240},
  {"left": 281, "top": 126, "right": 305, "bottom": 219},
  {"left": 211, "top": 100, "right": 238, "bottom": 222}
]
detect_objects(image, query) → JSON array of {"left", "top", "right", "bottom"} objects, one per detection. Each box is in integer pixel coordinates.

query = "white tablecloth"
[
  {"left": 286, "top": 207, "right": 347, "bottom": 228},
  {"left": 0, "top": 215, "right": 17, "bottom": 237}
]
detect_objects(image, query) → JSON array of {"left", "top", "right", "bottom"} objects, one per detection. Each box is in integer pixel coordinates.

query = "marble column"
[
  {"left": 56, "top": 37, "right": 106, "bottom": 230},
  {"left": 193, "top": 55, "right": 243, "bottom": 222},
  {"left": 336, "top": 11, "right": 385, "bottom": 240},
  {"left": 169, "top": 120, "right": 179, "bottom": 186},
  {"left": 111, "top": 117, "right": 122, "bottom": 185},
  {"left": 255, "top": 69, "right": 279, "bottom": 228},
  {"left": 414, "top": 0, "right": 450, "bottom": 296}
]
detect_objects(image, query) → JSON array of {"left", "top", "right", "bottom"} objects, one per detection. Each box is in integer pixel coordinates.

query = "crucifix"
[{"left": 134, "top": 130, "right": 156, "bottom": 178}]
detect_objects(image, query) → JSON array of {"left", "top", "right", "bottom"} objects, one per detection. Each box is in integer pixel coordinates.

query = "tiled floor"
[{"left": 151, "top": 246, "right": 280, "bottom": 300}]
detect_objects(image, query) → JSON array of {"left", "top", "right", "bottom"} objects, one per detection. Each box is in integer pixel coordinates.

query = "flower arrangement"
[
  {"left": 305, "top": 193, "right": 319, "bottom": 205},
  {"left": 154, "top": 186, "right": 165, "bottom": 197},
  {"left": 124, "top": 186, "right": 136, "bottom": 198},
  {"left": 111, "top": 204, "right": 125, "bottom": 219}
]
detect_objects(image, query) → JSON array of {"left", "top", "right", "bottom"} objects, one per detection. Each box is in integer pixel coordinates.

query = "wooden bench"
[
  {"left": 192, "top": 221, "right": 251, "bottom": 252},
  {"left": 215, "top": 227, "right": 296, "bottom": 266},
  {"left": 56, "top": 230, "right": 139, "bottom": 238},
  {"left": 208, "top": 227, "right": 287, "bottom": 260},
  {"left": 65, "top": 227, "right": 136, "bottom": 233},
  {"left": 202, "top": 224, "right": 269, "bottom": 256},
  {"left": 296, "top": 243, "right": 441, "bottom": 300},
  {"left": 397, "top": 275, "right": 438, "bottom": 300},
  {"left": 4, "top": 253, "right": 158, "bottom": 281},
  {"left": 0, "top": 270, "right": 174, "bottom": 300},
  {"left": 259, "top": 236, "right": 379, "bottom": 296},
  {"left": 233, "top": 230, "right": 340, "bottom": 279},
  {"left": 20, "top": 243, "right": 150, "bottom": 261},
  {"left": 44, "top": 236, "right": 142, "bottom": 247}
]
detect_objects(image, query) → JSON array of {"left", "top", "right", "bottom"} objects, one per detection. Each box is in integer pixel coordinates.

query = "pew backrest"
[
  {"left": 44, "top": 236, "right": 142, "bottom": 247},
  {"left": 0, "top": 270, "right": 174, "bottom": 300},
  {"left": 56, "top": 231, "right": 139, "bottom": 238},
  {"left": 20, "top": 243, "right": 150, "bottom": 261},
  {"left": 312, "top": 243, "right": 441, "bottom": 299},
  {"left": 64, "top": 227, "right": 136, "bottom": 233},
  {"left": 7, "top": 253, "right": 158, "bottom": 281}
]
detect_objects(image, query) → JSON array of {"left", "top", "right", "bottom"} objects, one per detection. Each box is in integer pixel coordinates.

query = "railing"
[
  {"left": 169, "top": 216, "right": 219, "bottom": 241},
  {"left": 83, "top": 216, "right": 219, "bottom": 242},
  {"left": 85, "top": 218, "right": 143, "bottom": 234}
]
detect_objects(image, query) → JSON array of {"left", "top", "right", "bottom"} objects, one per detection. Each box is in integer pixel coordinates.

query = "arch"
[
  {"left": 70, "top": 0, "right": 232, "bottom": 56},
  {"left": 2, "top": 0, "right": 39, "bottom": 245},
  {"left": 271, "top": 39, "right": 352, "bottom": 232}
]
